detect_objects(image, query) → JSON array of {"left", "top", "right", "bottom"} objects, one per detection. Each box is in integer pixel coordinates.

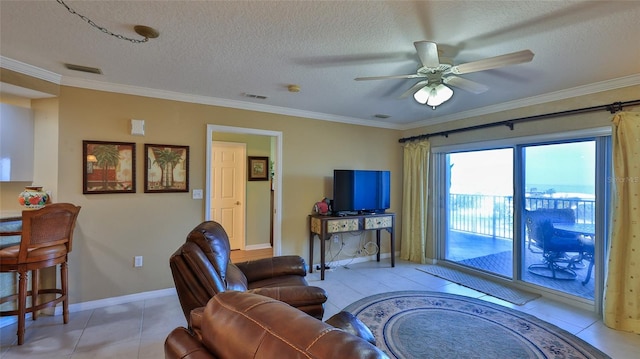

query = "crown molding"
[
  {"left": 401, "top": 73, "right": 640, "bottom": 130},
  {"left": 0, "top": 56, "right": 398, "bottom": 129},
  {"left": 0, "top": 56, "right": 62, "bottom": 84},
  {"left": 2, "top": 56, "right": 637, "bottom": 131},
  {"left": 61, "top": 77, "right": 401, "bottom": 130},
  {"left": 71, "top": 72, "right": 636, "bottom": 132}
]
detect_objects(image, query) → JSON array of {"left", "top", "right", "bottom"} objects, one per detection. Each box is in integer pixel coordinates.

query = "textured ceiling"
[{"left": 1, "top": 0, "right": 639, "bottom": 129}]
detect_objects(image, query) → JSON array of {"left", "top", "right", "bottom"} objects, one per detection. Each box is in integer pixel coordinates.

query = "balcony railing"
[{"left": 448, "top": 194, "right": 595, "bottom": 239}]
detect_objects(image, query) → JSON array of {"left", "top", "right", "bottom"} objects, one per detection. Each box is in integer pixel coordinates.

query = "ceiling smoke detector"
[{"left": 287, "top": 84, "right": 300, "bottom": 93}]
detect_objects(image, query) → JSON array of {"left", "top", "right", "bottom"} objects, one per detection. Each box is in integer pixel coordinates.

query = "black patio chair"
[{"left": 524, "top": 208, "right": 588, "bottom": 280}]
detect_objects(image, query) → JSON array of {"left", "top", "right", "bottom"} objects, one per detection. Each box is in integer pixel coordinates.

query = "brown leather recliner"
[
  {"left": 165, "top": 291, "right": 389, "bottom": 359},
  {"left": 170, "top": 221, "right": 327, "bottom": 322}
]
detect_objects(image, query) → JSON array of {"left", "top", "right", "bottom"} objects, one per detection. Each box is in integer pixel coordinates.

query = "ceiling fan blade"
[
  {"left": 354, "top": 74, "right": 425, "bottom": 81},
  {"left": 443, "top": 76, "right": 489, "bottom": 94},
  {"left": 414, "top": 41, "right": 440, "bottom": 68},
  {"left": 446, "top": 49, "right": 534, "bottom": 75},
  {"left": 399, "top": 80, "right": 429, "bottom": 99}
]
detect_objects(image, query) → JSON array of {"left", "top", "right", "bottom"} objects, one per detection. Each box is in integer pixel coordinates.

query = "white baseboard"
[
  {"left": 1, "top": 253, "right": 397, "bottom": 329},
  {"left": 244, "top": 243, "right": 272, "bottom": 251},
  {"left": 0, "top": 287, "right": 176, "bottom": 328},
  {"left": 65, "top": 287, "right": 177, "bottom": 314}
]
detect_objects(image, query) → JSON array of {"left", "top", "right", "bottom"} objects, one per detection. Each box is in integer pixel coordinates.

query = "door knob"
[{"left": 236, "top": 201, "right": 241, "bottom": 205}]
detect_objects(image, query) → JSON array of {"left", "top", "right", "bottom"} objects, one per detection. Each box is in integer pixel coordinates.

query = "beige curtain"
[
  {"left": 400, "top": 140, "right": 430, "bottom": 263},
  {"left": 603, "top": 111, "right": 640, "bottom": 333}
]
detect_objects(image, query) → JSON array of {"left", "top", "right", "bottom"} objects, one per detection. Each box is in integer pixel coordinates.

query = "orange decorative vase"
[{"left": 18, "top": 186, "right": 49, "bottom": 210}]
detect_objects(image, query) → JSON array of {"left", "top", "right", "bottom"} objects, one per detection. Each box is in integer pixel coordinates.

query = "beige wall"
[
  {"left": 401, "top": 85, "right": 640, "bottom": 260},
  {"left": 32, "top": 98, "right": 59, "bottom": 200},
  {"left": 48, "top": 86, "right": 402, "bottom": 304}
]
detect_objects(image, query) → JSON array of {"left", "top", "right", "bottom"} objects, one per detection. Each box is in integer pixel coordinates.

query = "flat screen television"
[{"left": 332, "top": 170, "right": 390, "bottom": 214}]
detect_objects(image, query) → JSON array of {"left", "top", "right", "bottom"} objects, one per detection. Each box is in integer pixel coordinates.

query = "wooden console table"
[{"left": 309, "top": 213, "right": 395, "bottom": 280}]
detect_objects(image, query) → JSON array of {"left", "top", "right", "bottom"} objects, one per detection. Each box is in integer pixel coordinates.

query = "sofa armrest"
[
  {"left": 248, "top": 285, "right": 327, "bottom": 308},
  {"left": 165, "top": 327, "right": 215, "bottom": 359},
  {"left": 235, "top": 255, "right": 307, "bottom": 282},
  {"left": 325, "top": 311, "right": 376, "bottom": 345}
]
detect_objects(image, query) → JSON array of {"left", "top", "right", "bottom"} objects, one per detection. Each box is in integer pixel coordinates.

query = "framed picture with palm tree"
[
  {"left": 144, "top": 144, "right": 189, "bottom": 193},
  {"left": 83, "top": 140, "right": 136, "bottom": 194}
]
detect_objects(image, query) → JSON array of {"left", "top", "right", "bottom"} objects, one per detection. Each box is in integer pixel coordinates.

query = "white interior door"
[
  {"left": 211, "top": 141, "right": 246, "bottom": 250},
  {"left": 206, "top": 125, "right": 283, "bottom": 256}
]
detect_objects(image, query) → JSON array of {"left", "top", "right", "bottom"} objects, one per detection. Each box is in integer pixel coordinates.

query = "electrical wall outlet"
[{"left": 134, "top": 256, "right": 143, "bottom": 268}]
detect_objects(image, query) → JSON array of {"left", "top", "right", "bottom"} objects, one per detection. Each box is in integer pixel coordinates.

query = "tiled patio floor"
[{"left": 446, "top": 230, "right": 595, "bottom": 300}]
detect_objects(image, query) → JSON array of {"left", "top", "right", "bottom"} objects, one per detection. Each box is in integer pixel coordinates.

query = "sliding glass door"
[
  {"left": 439, "top": 134, "right": 609, "bottom": 304},
  {"left": 445, "top": 148, "right": 514, "bottom": 278},
  {"left": 521, "top": 141, "right": 597, "bottom": 300}
]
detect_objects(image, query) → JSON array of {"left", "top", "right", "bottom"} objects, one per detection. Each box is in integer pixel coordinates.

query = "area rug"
[
  {"left": 416, "top": 264, "right": 540, "bottom": 305},
  {"left": 458, "top": 250, "right": 513, "bottom": 277},
  {"left": 344, "top": 291, "right": 610, "bottom": 359}
]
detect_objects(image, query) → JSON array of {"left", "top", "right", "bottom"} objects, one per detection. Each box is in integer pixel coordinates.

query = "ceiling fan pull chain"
[{"left": 56, "top": 0, "right": 150, "bottom": 44}]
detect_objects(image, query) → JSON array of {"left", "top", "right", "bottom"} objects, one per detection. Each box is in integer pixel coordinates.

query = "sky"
[{"left": 449, "top": 141, "right": 595, "bottom": 196}]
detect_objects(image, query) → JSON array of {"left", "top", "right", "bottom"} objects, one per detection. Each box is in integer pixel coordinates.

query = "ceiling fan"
[{"left": 355, "top": 41, "right": 534, "bottom": 109}]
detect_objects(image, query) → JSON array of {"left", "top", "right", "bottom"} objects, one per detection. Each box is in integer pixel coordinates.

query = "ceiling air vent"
[
  {"left": 64, "top": 63, "right": 103, "bottom": 74},
  {"left": 243, "top": 93, "right": 268, "bottom": 100}
]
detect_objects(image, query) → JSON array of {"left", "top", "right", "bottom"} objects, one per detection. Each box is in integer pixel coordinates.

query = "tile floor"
[{"left": 1, "top": 260, "right": 639, "bottom": 358}]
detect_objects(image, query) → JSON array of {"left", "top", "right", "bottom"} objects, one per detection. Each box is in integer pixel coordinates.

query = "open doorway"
[{"left": 206, "top": 125, "right": 283, "bottom": 256}]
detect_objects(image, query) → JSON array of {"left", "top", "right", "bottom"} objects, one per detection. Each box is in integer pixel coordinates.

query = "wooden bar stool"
[{"left": 0, "top": 203, "right": 81, "bottom": 345}]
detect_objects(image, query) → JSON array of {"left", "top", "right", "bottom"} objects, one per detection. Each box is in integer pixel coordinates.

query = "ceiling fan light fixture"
[
  {"left": 414, "top": 83, "right": 453, "bottom": 109},
  {"left": 356, "top": 40, "right": 533, "bottom": 111},
  {"left": 426, "top": 84, "right": 453, "bottom": 109},
  {"left": 413, "top": 86, "right": 430, "bottom": 104}
]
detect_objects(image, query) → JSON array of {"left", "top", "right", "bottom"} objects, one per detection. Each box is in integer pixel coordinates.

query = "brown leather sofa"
[
  {"left": 170, "top": 221, "right": 327, "bottom": 322},
  {"left": 165, "top": 291, "right": 389, "bottom": 359}
]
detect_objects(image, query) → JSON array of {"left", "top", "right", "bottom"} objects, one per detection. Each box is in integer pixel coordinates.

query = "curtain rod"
[{"left": 398, "top": 99, "right": 640, "bottom": 143}]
